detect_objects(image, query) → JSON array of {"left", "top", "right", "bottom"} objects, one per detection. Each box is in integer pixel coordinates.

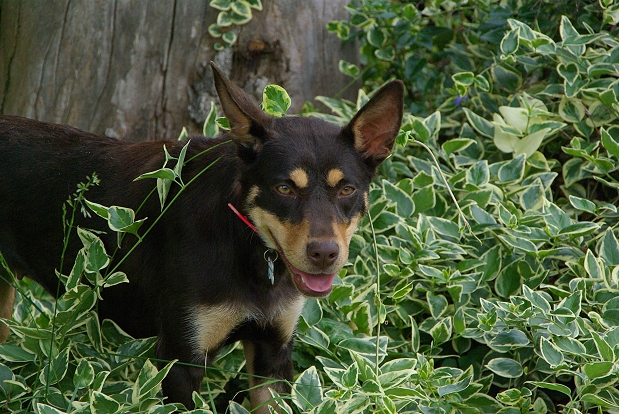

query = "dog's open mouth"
[{"left": 271, "top": 238, "right": 337, "bottom": 297}]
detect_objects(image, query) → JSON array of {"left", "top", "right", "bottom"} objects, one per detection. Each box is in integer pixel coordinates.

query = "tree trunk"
[{"left": 0, "top": 0, "right": 356, "bottom": 142}]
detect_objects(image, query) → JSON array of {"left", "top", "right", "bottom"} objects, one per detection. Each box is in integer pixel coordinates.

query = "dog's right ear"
[{"left": 210, "top": 62, "right": 271, "bottom": 155}]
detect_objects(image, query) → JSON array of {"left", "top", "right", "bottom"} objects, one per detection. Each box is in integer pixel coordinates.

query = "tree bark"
[{"left": 0, "top": 0, "right": 356, "bottom": 142}]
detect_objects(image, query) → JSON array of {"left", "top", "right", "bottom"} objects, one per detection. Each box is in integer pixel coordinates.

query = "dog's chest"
[{"left": 188, "top": 295, "right": 306, "bottom": 360}]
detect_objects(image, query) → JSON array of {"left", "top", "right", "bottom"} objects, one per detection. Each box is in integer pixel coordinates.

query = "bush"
[
  {"left": 3, "top": 0, "right": 619, "bottom": 412},
  {"left": 294, "top": 0, "right": 619, "bottom": 412}
]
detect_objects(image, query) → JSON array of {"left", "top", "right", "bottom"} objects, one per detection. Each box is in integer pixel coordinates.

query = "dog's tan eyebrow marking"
[
  {"left": 327, "top": 168, "right": 345, "bottom": 187},
  {"left": 290, "top": 168, "right": 309, "bottom": 188},
  {"left": 246, "top": 185, "right": 260, "bottom": 205}
]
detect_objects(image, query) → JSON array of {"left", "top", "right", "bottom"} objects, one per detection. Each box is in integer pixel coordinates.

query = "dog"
[{"left": 0, "top": 63, "right": 403, "bottom": 412}]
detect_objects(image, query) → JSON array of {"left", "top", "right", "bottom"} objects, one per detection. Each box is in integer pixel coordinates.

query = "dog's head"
[{"left": 211, "top": 63, "right": 403, "bottom": 297}]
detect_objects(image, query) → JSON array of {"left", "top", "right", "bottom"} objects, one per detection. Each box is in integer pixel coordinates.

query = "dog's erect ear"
[
  {"left": 343, "top": 80, "right": 404, "bottom": 168},
  {"left": 210, "top": 62, "right": 271, "bottom": 151}
]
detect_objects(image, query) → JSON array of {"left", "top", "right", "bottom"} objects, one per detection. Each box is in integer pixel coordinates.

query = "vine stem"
[
  {"left": 410, "top": 139, "right": 475, "bottom": 237},
  {"left": 368, "top": 209, "right": 382, "bottom": 371}
]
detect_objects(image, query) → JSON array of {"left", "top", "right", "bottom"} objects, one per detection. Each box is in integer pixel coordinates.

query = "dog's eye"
[
  {"left": 276, "top": 184, "right": 292, "bottom": 195},
  {"left": 340, "top": 186, "right": 355, "bottom": 196}
]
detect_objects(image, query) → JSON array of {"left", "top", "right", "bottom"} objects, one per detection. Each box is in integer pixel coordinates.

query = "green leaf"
[
  {"left": 429, "top": 319, "right": 451, "bottom": 345},
  {"left": 498, "top": 154, "right": 526, "bottom": 182},
  {"left": 557, "top": 62, "right": 580, "bottom": 85},
  {"left": 601, "top": 127, "right": 619, "bottom": 159},
  {"left": 539, "top": 337, "right": 564, "bottom": 366},
  {"left": 40, "top": 347, "right": 70, "bottom": 386},
  {"left": 91, "top": 390, "right": 121, "bottom": 413},
  {"left": 443, "top": 138, "right": 475, "bottom": 157},
  {"left": 66, "top": 250, "right": 86, "bottom": 290},
  {"left": 500, "top": 27, "right": 520, "bottom": 54},
  {"left": 489, "top": 329, "right": 530, "bottom": 351},
  {"left": 580, "top": 394, "right": 618, "bottom": 409},
  {"left": 383, "top": 180, "right": 414, "bottom": 217},
  {"left": 492, "top": 64, "right": 522, "bottom": 92},
  {"left": 301, "top": 298, "right": 322, "bottom": 327},
  {"left": 262, "top": 84, "right": 291, "bottom": 117},
  {"left": 0, "top": 344, "right": 36, "bottom": 362},
  {"left": 569, "top": 195, "right": 596, "bottom": 213},
  {"left": 584, "top": 250, "right": 603, "bottom": 279},
  {"left": 339, "top": 60, "right": 360, "bottom": 78},
  {"left": 134, "top": 167, "right": 176, "bottom": 182},
  {"left": 228, "top": 401, "right": 251, "bottom": 414},
  {"left": 246, "top": 0, "right": 262, "bottom": 10},
  {"left": 583, "top": 361, "right": 614, "bottom": 379},
  {"left": 104, "top": 271, "right": 129, "bottom": 288},
  {"left": 559, "top": 222, "right": 600, "bottom": 237},
  {"left": 108, "top": 206, "right": 136, "bottom": 232},
  {"left": 526, "top": 381, "right": 572, "bottom": 397},
  {"left": 591, "top": 331, "right": 614, "bottom": 361},
  {"left": 137, "top": 359, "right": 176, "bottom": 400},
  {"left": 495, "top": 260, "right": 522, "bottom": 298},
  {"left": 35, "top": 404, "right": 66, "bottom": 414},
  {"left": 292, "top": 366, "right": 323, "bottom": 411},
  {"left": 210, "top": 0, "right": 231, "bottom": 11},
  {"left": 486, "top": 358, "right": 523, "bottom": 378},
  {"left": 202, "top": 102, "right": 219, "bottom": 137},
  {"left": 342, "top": 362, "right": 359, "bottom": 388},
  {"left": 520, "top": 180, "right": 544, "bottom": 210},
  {"left": 85, "top": 238, "right": 109, "bottom": 274},
  {"left": 427, "top": 216, "right": 460, "bottom": 238},
  {"left": 474, "top": 75, "right": 490, "bottom": 91},
  {"left": 412, "top": 119, "right": 430, "bottom": 142},
  {"left": 559, "top": 15, "right": 581, "bottom": 43},
  {"left": 208, "top": 23, "right": 222, "bottom": 38},
  {"left": 463, "top": 108, "right": 494, "bottom": 138},
  {"left": 438, "top": 375, "right": 472, "bottom": 397},
  {"left": 74, "top": 359, "right": 95, "bottom": 389},
  {"left": 427, "top": 292, "right": 448, "bottom": 318},
  {"left": 367, "top": 27, "right": 386, "bottom": 47},
  {"left": 466, "top": 160, "right": 489, "bottom": 187},
  {"left": 452, "top": 72, "right": 475, "bottom": 87},
  {"left": 222, "top": 31, "right": 237, "bottom": 45},
  {"left": 217, "top": 11, "right": 233, "bottom": 27},
  {"left": 231, "top": 0, "right": 252, "bottom": 18},
  {"left": 558, "top": 97, "right": 585, "bottom": 123},
  {"left": 600, "top": 230, "right": 619, "bottom": 266}
]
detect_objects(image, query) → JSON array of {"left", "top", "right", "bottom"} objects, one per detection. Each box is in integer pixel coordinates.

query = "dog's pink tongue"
[{"left": 300, "top": 271, "right": 336, "bottom": 293}]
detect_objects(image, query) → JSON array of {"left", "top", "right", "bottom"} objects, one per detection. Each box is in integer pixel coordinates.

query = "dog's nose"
[{"left": 307, "top": 241, "right": 339, "bottom": 269}]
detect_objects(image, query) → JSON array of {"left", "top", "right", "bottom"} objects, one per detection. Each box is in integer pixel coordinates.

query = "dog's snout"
[{"left": 307, "top": 241, "right": 339, "bottom": 269}]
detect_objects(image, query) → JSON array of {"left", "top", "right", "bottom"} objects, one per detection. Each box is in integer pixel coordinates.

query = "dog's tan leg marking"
[
  {"left": 190, "top": 303, "right": 244, "bottom": 360},
  {"left": 241, "top": 296, "right": 305, "bottom": 414},
  {"left": 290, "top": 168, "right": 309, "bottom": 189},
  {"left": 326, "top": 168, "right": 344, "bottom": 187},
  {"left": 243, "top": 341, "right": 289, "bottom": 414},
  {"left": 0, "top": 277, "right": 15, "bottom": 343}
]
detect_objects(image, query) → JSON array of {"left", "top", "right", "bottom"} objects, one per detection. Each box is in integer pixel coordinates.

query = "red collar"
[{"left": 228, "top": 203, "right": 259, "bottom": 234}]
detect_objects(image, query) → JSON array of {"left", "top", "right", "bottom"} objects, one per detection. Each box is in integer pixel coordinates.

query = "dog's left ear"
[
  {"left": 210, "top": 62, "right": 271, "bottom": 155},
  {"left": 343, "top": 80, "right": 404, "bottom": 169}
]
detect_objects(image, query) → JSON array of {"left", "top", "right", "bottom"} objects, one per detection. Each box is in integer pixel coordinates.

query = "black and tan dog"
[{"left": 0, "top": 63, "right": 403, "bottom": 411}]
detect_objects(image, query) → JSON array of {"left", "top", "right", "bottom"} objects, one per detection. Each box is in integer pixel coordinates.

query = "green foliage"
[
  {"left": 295, "top": 1, "right": 619, "bottom": 412},
  {"left": 4, "top": 1, "right": 619, "bottom": 412},
  {"left": 207, "top": 0, "right": 263, "bottom": 50}
]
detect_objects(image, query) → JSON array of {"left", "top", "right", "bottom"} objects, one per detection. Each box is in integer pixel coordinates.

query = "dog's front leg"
[
  {"left": 242, "top": 338, "right": 294, "bottom": 414},
  {"left": 0, "top": 274, "right": 15, "bottom": 343},
  {"left": 157, "top": 334, "right": 204, "bottom": 409}
]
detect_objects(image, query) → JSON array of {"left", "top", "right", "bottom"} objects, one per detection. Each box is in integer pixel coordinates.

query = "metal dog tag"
[{"left": 264, "top": 249, "right": 278, "bottom": 285}]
